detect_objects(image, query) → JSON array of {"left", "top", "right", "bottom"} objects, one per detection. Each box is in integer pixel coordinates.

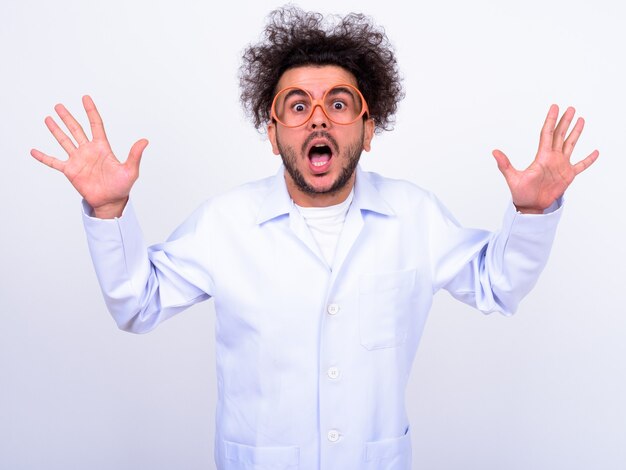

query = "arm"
[
  {"left": 434, "top": 105, "right": 598, "bottom": 313},
  {"left": 31, "top": 95, "right": 148, "bottom": 218},
  {"left": 32, "top": 96, "right": 207, "bottom": 332},
  {"left": 431, "top": 197, "right": 562, "bottom": 315},
  {"left": 492, "top": 104, "right": 599, "bottom": 213},
  {"left": 82, "top": 200, "right": 213, "bottom": 333}
]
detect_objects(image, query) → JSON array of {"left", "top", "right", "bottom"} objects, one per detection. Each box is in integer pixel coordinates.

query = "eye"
[
  {"left": 332, "top": 100, "right": 346, "bottom": 111},
  {"left": 292, "top": 102, "right": 307, "bottom": 113}
]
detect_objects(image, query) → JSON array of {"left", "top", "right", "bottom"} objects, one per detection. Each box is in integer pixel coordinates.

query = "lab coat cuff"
[
  {"left": 81, "top": 198, "right": 147, "bottom": 273},
  {"left": 81, "top": 199, "right": 141, "bottom": 239},
  {"left": 503, "top": 196, "right": 564, "bottom": 235}
]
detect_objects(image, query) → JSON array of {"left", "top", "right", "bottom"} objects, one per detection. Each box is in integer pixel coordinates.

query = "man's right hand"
[{"left": 31, "top": 95, "right": 148, "bottom": 219}]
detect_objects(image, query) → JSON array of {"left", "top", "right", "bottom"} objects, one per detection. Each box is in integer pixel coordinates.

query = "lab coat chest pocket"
[
  {"left": 223, "top": 440, "right": 299, "bottom": 470},
  {"left": 359, "top": 269, "right": 418, "bottom": 350}
]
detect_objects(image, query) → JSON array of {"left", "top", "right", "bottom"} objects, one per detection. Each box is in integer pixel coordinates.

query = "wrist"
[
  {"left": 514, "top": 205, "right": 544, "bottom": 215},
  {"left": 92, "top": 198, "right": 128, "bottom": 219}
]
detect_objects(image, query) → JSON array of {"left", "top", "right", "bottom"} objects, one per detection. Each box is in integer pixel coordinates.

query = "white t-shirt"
[{"left": 295, "top": 190, "right": 354, "bottom": 266}]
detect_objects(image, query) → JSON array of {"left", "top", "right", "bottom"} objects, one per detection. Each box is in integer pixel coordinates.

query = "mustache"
[{"left": 301, "top": 131, "right": 339, "bottom": 154}]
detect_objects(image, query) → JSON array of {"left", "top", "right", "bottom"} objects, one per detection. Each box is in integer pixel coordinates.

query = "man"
[{"left": 31, "top": 6, "right": 598, "bottom": 470}]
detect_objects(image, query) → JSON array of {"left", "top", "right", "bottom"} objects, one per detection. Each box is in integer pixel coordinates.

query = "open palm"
[
  {"left": 31, "top": 96, "right": 148, "bottom": 218},
  {"left": 492, "top": 105, "right": 599, "bottom": 214}
]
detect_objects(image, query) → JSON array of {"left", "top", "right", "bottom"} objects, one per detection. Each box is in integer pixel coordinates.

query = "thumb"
[
  {"left": 492, "top": 149, "right": 514, "bottom": 176},
  {"left": 126, "top": 138, "right": 149, "bottom": 177}
]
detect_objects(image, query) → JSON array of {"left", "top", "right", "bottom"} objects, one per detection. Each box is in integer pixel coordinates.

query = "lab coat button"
[
  {"left": 327, "top": 429, "right": 340, "bottom": 442},
  {"left": 327, "top": 304, "right": 340, "bottom": 315},
  {"left": 327, "top": 367, "right": 340, "bottom": 379}
]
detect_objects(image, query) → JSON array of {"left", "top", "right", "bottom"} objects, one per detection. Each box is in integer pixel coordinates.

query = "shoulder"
[
  {"left": 214, "top": 174, "right": 277, "bottom": 205},
  {"left": 359, "top": 169, "right": 439, "bottom": 210},
  {"left": 190, "top": 173, "right": 280, "bottom": 225},
  {"left": 357, "top": 169, "right": 463, "bottom": 229}
]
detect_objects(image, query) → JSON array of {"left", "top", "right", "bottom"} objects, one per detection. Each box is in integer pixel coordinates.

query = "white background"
[{"left": 1, "top": 0, "right": 624, "bottom": 469}]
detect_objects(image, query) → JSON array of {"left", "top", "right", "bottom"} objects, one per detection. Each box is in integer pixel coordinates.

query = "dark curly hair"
[{"left": 239, "top": 5, "right": 404, "bottom": 133}]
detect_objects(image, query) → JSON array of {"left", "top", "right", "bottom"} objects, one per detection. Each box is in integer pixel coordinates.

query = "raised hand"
[
  {"left": 492, "top": 105, "right": 599, "bottom": 214},
  {"left": 31, "top": 96, "right": 148, "bottom": 219}
]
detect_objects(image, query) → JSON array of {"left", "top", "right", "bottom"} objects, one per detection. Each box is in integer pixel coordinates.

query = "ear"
[
  {"left": 362, "top": 118, "right": 375, "bottom": 152},
  {"left": 267, "top": 122, "right": 281, "bottom": 155}
]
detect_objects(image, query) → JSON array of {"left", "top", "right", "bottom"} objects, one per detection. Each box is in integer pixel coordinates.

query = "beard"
[{"left": 276, "top": 128, "right": 364, "bottom": 198}]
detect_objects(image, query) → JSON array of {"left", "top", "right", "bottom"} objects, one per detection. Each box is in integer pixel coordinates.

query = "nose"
[{"left": 308, "top": 104, "right": 329, "bottom": 129}]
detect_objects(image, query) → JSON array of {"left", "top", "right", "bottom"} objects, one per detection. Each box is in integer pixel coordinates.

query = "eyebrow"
[
  {"left": 326, "top": 86, "right": 353, "bottom": 97},
  {"left": 281, "top": 88, "right": 309, "bottom": 102}
]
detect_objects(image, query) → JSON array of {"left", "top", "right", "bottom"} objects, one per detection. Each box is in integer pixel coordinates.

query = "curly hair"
[{"left": 239, "top": 5, "right": 404, "bottom": 133}]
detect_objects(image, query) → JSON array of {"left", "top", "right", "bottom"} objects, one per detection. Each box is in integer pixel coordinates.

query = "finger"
[
  {"left": 538, "top": 104, "right": 559, "bottom": 153},
  {"left": 124, "top": 139, "right": 149, "bottom": 179},
  {"left": 30, "top": 148, "right": 66, "bottom": 172},
  {"left": 54, "top": 103, "right": 89, "bottom": 145},
  {"left": 44, "top": 116, "right": 77, "bottom": 154},
  {"left": 492, "top": 149, "right": 516, "bottom": 177},
  {"left": 552, "top": 106, "right": 576, "bottom": 151},
  {"left": 572, "top": 150, "right": 599, "bottom": 175},
  {"left": 562, "top": 117, "right": 585, "bottom": 158},
  {"left": 82, "top": 95, "right": 108, "bottom": 141}
]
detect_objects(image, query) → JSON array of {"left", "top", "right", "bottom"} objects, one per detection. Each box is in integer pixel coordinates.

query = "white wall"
[{"left": 1, "top": 0, "right": 624, "bottom": 468}]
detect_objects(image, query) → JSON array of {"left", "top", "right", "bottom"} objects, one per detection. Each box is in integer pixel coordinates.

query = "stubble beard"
[{"left": 276, "top": 128, "right": 364, "bottom": 199}]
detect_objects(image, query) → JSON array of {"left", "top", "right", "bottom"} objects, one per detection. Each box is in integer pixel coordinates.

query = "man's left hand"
[{"left": 492, "top": 104, "right": 599, "bottom": 214}]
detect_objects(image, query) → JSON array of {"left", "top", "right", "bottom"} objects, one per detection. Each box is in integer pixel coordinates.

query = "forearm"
[
  {"left": 482, "top": 201, "right": 561, "bottom": 313},
  {"left": 437, "top": 200, "right": 562, "bottom": 315},
  {"left": 82, "top": 200, "right": 210, "bottom": 333}
]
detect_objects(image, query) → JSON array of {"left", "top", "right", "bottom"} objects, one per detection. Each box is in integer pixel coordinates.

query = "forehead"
[{"left": 276, "top": 65, "right": 358, "bottom": 94}]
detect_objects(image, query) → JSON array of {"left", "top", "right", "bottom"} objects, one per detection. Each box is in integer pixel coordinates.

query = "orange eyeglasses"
[{"left": 271, "top": 83, "right": 369, "bottom": 128}]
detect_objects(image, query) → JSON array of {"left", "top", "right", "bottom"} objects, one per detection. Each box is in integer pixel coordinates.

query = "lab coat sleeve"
[
  {"left": 429, "top": 196, "right": 563, "bottom": 315},
  {"left": 82, "top": 200, "right": 214, "bottom": 333}
]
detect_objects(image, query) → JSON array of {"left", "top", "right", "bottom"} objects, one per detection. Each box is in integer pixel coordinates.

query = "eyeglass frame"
[{"left": 270, "top": 83, "right": 370, "bottom": 128}]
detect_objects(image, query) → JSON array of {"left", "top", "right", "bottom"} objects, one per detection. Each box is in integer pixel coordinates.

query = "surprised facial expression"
[{"left": 268, "top": 65, "right": 374, "bottom": 207}]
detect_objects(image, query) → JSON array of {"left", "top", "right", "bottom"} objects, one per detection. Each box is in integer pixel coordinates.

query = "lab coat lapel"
[
  {"left": 329, "top": 202, "right": 364, "bottom": 283},
  {"left": 288, "top": 205, "right": 328, "bottom": 267},
  {"left": 257, "top": 166, "right": 393, "bottom": 275},
  {"left": 257, "top": 167, "right": 328, "bottom": 267},
  {"left": 330, "top": 167, "right": 395, "bottom": 283}
]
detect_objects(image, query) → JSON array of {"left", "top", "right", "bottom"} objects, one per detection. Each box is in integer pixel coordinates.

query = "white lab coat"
[{"left": 82, "top": 166, "right": 561, "bottom": 470}]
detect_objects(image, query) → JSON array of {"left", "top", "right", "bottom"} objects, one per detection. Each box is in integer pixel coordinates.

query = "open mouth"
[{"left": 307, "top": 141, "right": 334, "bottom": 173}]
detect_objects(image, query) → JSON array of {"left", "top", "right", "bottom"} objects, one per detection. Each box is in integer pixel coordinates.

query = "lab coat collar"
[
  {"left": 256, "top": 165, "right": 395, "bottom": 225},
  {"left": 352, "top": 166, "right": 395, "bottom": 217}
]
